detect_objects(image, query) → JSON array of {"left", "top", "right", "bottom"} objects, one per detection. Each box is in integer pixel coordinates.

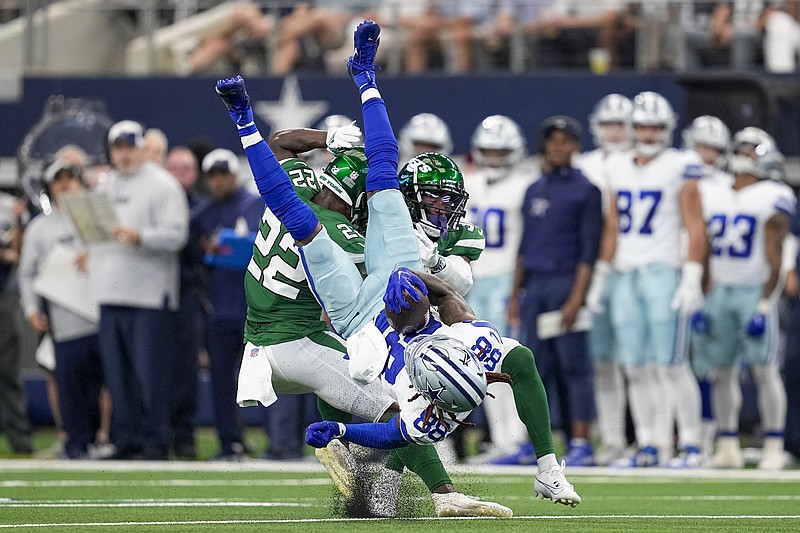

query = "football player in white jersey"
[
  {"left": 579, "top": 93, "right": 633, "bottom": 465},
  {"left": 397, "top": 112, "right": 454, "bottom": 164},
  {"left": 462, "top": 114, "right": 533, "bottom": 464},
  {"left": 680, "top": 114, "right": 734, "bottom": 454},
  {"left": 693, "top": 127, "right": 796, "bottom": 470},
  {"left": 594, "top": 91, "right": 706, "bottom": 467}
]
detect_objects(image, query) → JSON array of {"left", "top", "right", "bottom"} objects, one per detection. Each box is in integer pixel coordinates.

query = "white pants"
[{"left": 249, "top": 333, "right": 395, "bottom": 422}]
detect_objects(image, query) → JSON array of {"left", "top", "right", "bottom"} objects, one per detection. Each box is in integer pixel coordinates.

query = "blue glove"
[
  {"left": 690, "top": 310, "right": 710, "bottom": 334},
  {"left": 383, "top": 267, "right": 428, "bottom": 313},
  {"left": 305, "top": 421, "right": 344, "bottom": 448},
  {"left": 215, "top": 75, "right": 254, "bottom": 126},
  {"left": 745, "top": 299, "right": 770, "bottom": 337}
]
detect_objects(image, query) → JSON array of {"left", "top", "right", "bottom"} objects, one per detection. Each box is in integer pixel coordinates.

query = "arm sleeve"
[
  {"left": 361, "top": 95, "right": 399, "bottom": 193},
  {"left": 342, "top": 415, "right": 408, "bottom": 449}
]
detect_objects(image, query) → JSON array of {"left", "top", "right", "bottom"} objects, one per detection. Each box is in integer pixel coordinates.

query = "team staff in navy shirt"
[
  {"left": 508, "top": 116, "right": 602, "bottom": 466},
  {"left": 784, "top": 206, "right": 800, "bottom": 460},
  {"left": 189, "top": 149, "right": 264, "bottom": 460}
]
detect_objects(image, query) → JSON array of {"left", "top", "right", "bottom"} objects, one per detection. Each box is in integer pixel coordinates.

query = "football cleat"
[
  {"left": 563, "top": 441, "right": 595, "bottom": 467},
  {"left": 534, "top": 461, "right": 581, "bottom": 508},
  {"left": 710, "top": 436, "right": 745, "bottom": 469},
  {"left": 314, "top": 439, "right": 355, "bottom": 498},
  {"left": 489, "top": 441, "right": 538, "bottom": 466},
  {"left": 758, "top": 437, "right": 788, "bottom": 470},
  {"left": 667, "top": 445, "right": 705, "bottom": 469},
  {"left": 613, "top": 445, "right": 659, "bottom": 468},
  {"left": 215, "top": 75, "right": 253, "bottom": 126},
  {"left": 431, "top": 491, "right": 513, "bottom": 518},
  {"left": 347, "top": 20, "right": 381, "bottom": 80}
]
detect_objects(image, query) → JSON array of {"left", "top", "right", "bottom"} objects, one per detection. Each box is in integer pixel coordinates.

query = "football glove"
[
  {"left": 745, "top": 299, "right": 771, "bottom": 337},
  {"left": 215, "top": 75, "right": 253, "bottom": 126},
  {"left": 326, "top": 122, "right": 362, "bottom": 152},
  {"left": 384, "top": 267, "right": 428, "bottom": 313},
  {"left": 671, "top": 261, "right": 704, "bottom": 316},
  {"left": 306, "top": 421, "right": 345, "bottom": 448},
  {"left": 415, "top": 224, "right": 443, "bottom": 271},
  {"left": 690, "top": 310, "right": 710, "bottom": 334}
]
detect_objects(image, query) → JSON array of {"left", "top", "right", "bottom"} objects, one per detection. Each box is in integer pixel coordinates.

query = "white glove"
[
  {"left": 586, "top": 260, "right": 611, "bottom": 313},
  {"left": 326, "top": 122, "right": 362, "bottom": 151},
  {"left": 671, "top": 261, "right": 704, "bottom": 316},
  {"left": 415, "top": 224, "right": 442, "bottom": 270}
]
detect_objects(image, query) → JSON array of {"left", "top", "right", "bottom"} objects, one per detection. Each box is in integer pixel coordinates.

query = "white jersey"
[
  {"left": 699, "top": 179, "right": 797, "bottom": 286},
  {"left": 464, "top": 165, "right": 536, "bottom": 277},
  {"left": 576, "top": 147, "right": 633, "bottom": 214},
  {"left": 606, "top": 148, "right": 703, "bottom": 271},
  {"left": 352, "top": 310, "right": 518, "bottom": 445}
]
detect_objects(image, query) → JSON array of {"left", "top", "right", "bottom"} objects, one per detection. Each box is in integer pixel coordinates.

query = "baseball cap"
[
  {"left": 44, "top": 159, "right": 80, "bottom": 183},
  {"left": 201, "top": 148, "right": 240, "bottom": 174},
  {"left": 540, "top": 115, "right": 582, "bottom": 143},
  {"left": 107, "top": 120, "right": 145, "bottom": 147}
]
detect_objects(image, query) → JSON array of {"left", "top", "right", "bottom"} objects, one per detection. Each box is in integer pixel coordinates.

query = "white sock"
[
  {"left": 752, "top": 364, "right": 787, "bottom": 434},
  {"left": 666, "top": 362, "right": 703, "bottom": 448},
  {"left": 651, "top": 365, "right": 674, "bottom": 453},
  {"left": 713, "top": 368, "right": 741, "bottom": 433},
  {"left": 537, "top": 453, "right": 558, "bottom": 472},
  {"left": 625, "top": 364, "right": 657, "bottom": 448},
  {"left": 594, "top": 361, "right": 627, "bottom": 450}
]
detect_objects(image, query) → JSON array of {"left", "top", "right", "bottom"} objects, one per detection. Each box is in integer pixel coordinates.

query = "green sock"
[
  {"left": 316, "top": 397, "right": 352, "bottom": 424},
  {"left": 389, "top": 444, "right": 451, "bottom": 492},
  {"left": 501, "top": 344, "right": 555, "bottom": 458}
]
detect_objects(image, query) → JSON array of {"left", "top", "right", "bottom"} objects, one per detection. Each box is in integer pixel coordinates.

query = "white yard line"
[
  {"left": 0, "top": 479, "right": 331, "bottom": 488},
  {"left": 1, "top": 515, "right": 799, "bottom": 528}
]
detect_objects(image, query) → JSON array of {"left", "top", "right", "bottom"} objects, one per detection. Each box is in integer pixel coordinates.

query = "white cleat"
[
  {"left": 758, "top": 437, "right": 789, "bottom": 470},
  {"left": 431, "top": 491, "right": 513, "bottom": 518},
  {"left": 314, "top": 439, "right": 355, "bottom": 498},
  {"left": 534, "top": 460, "right": 582, "bottom": 508},
  {"left": 710, "top": 436, "right": 745, "bottom": 469}
]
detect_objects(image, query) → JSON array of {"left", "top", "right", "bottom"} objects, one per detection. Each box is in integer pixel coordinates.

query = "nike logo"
[{"left": 536, "top": 477, "right": 564, "bottom": 495}]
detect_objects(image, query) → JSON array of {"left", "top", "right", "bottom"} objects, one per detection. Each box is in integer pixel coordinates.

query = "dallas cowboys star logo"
[
  {"left": 420, "top": 381, "right": 445, "bottom": 403},
  {"left": 254, "top": 75, "right": 328, "bottom": 133}
]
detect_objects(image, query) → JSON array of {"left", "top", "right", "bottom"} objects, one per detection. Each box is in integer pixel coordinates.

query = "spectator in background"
[
  {"left": 189, "top": 149, "right": 263, "bottom": 460},
  {"left": 0, "top": 190, "right": 33, "bottom": 455},
  {"left": 397, "top": 112, "right": 453, "bottom": 164},
  {"left": 144, "top": 128, "right": 169, "bottom": 167},
  {"left": 528, "top": 0, "right": 627, "bottom": 69},
  {"left": 507, "top": 116, "right": 601, "bottom": 466},
  {"left": 166, "top": 146, "right": 205, "bottom": 459},
  {"left": 17, "top": 162, "right": 104, "bottom": 459},
  {"left": 88, "top": 120, "right": 188, "bottom": 460}
]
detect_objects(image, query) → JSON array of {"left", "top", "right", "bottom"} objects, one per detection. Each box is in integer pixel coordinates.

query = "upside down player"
[
  {"left": 216, "top": 37, "right": 512, "bottom": 521},
  {"left": 304, "top": 19, "right": 577, "bottom": 508}
]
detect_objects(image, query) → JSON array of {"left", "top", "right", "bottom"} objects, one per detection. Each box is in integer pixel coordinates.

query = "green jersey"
[
  {"left": 437, "top": 222, "right": 485, "bottom": 261},
  {"left": 244, "top": 159, "right": 365, "bottom": 346}
]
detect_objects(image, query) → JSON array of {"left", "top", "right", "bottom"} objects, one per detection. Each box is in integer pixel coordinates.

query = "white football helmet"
[
  {"left": 589, "top": 93, "right": 633, "bottom": 152},
  {"left": 404, "top": 334, "right": 487, "bottom": 414},
  {"left": 729, "top": 127, "right": 784, "bottom": 180},
  {"left": 681, "top": 115, "right": 730, "bottom": 168},
  {"left": 470, "top": 115, "right": 527, "bottom": 175},
  {"left": 398, "top": 113, "right": 453, "bottom": 162},
  {"left": 631, "top": 91, "right": 676, "bottom": 157}
]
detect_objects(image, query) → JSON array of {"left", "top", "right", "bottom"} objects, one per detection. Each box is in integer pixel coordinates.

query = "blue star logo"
[{"left": 421, "top": 381, "right": 445, "bottom": 403}]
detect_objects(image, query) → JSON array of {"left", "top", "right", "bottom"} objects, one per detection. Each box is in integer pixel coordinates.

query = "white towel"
[
  {"left": 346, "top": 323, "right": 389, "bottom": 385},
  {"left": 236, "top": 342, "right": 278, "bottom": 407}
]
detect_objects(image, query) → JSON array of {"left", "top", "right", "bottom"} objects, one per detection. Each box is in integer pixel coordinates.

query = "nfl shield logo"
[{"left": 250, "top": 347, "right": 259, "bottom": 358}]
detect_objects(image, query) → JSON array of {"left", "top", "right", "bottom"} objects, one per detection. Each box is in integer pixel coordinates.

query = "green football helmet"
[
  {"left": 318, "top": 147, "right": 368, "bottom": 230},
  {"left": 398, "top": 152, "right": 468, "bottom": 239}
]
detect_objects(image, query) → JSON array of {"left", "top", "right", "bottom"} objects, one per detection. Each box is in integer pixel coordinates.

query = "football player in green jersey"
[
  {"left": 239, "top": 122, "right": 510, "bottom": 518},
  {"left": 399, "top": 152, "right": 485, "bottom": 296}
]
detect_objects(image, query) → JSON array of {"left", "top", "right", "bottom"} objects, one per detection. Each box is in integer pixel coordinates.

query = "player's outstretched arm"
[
  {"left": 306, "top": 416, "right": 408, "bottom": 449},
  {"left": 347, "top": 20, "right": 399, "bottom": 196},
  {"left": 269, "top": 123, "right": 362, "bottom": 160},
  {"left": 215, "top": 75, "right": 320, "bottom": 244}
]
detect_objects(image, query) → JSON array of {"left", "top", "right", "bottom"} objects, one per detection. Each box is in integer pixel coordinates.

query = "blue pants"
[
  {"left": 99, "top": 305, "right": 175, "bottom": 455},
  {"left": 521, "top": 272, "right": 596, "bottom": 434},
  {"left": 207, "top": 316, "right": 245, "bottom": 455},
  {"left": 171, "top": 282, "right": 200, "bottom": 451},
  {"left": 784, "top": 295, "right": 800, "bottom": 458},
  {"left": 54, "top": 334, "right": 103, "bottom": 459}
]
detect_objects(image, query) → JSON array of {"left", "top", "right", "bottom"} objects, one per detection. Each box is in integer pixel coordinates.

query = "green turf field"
[{"left": 1, "top": 461, "right": 799, "bottom": 532}]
